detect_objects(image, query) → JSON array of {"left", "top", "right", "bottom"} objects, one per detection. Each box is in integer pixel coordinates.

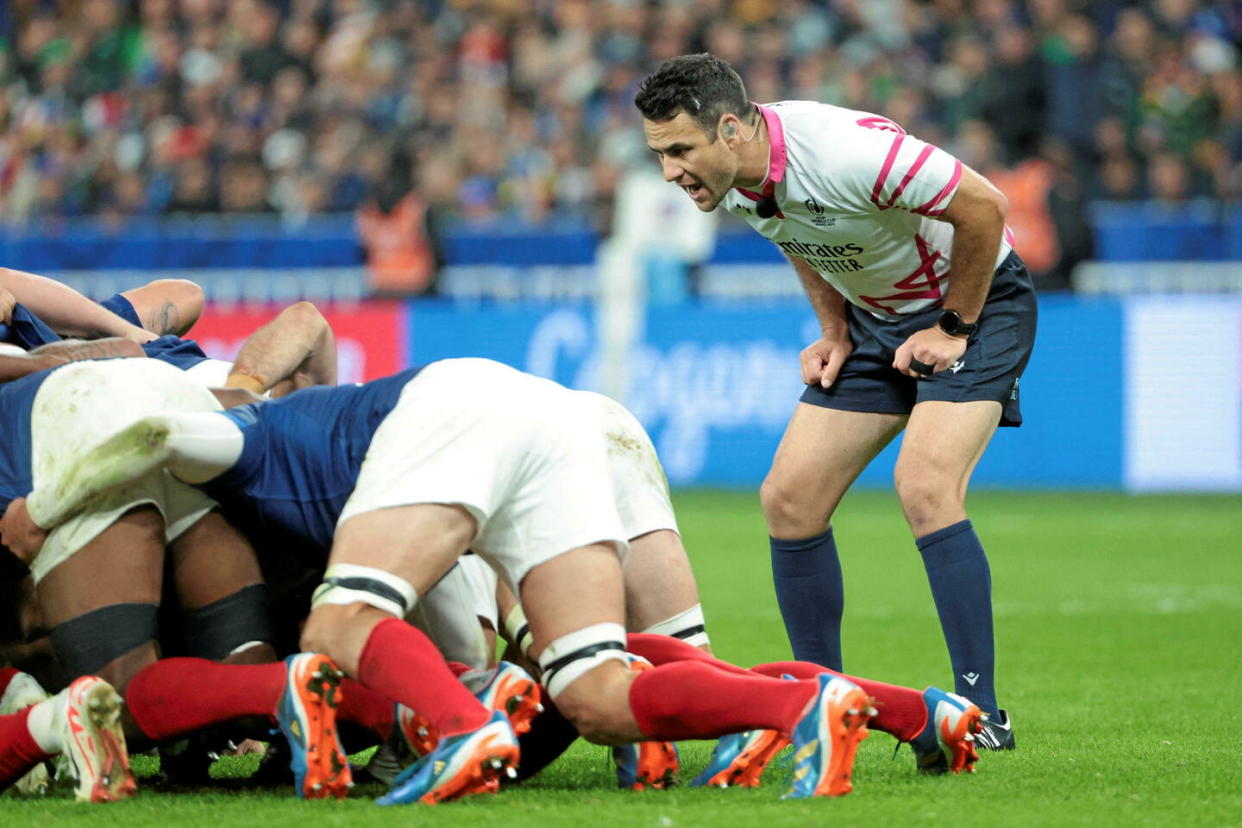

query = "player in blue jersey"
[
  {"left": 0, "top": 359, "right": 356, "bottom": 800},
  {"left": 0, "top": 297, "right": 337, "bottom": 398},
  {"left": 0, "top": 266, "right": 202, "bottom": 341},
  {"left": 11, "top": 358, "right": 990, "bottom": 803}
]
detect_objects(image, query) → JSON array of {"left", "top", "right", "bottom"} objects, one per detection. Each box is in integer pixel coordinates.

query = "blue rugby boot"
[
  {"left": 782, "top": 673, "right": 873, "bottom": 799},
  {"left": 378, "top": 710, "right": 518, "bottom": 805},
  {"left": 612, "top": 739, "right": 680, "bottom": 791},
  {"left": 690, "top": 728, "right": 790, "bottom": 788},
  {"left": 911, "top": 687, "right": 984, "bottom": 775},
  {"left": 611, "top": 654, "right": 678, "bottom": 790},
  {"left": 471, "top": 662, "right": 544, "bottom": 738},
  {"left": 275, "top": 653, "right": 351, "bottom": 799}
]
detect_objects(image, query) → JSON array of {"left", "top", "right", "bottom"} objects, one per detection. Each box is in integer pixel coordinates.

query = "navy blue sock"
[
  {"left": 916, "top": 519, "right": 999, "bottom": 716},
  {"left": 770, "top": 528, "right": 844, "bottom": 671}
]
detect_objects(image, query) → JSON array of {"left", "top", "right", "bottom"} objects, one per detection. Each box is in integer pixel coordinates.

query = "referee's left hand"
[{"left": 893, "top": 325, "right": 967, "bottom": 378}]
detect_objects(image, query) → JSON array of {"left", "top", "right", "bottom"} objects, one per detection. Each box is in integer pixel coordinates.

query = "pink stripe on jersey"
[
  {"left": 912, "top": 159, "right": 962, "bottom": 216},
  {"left": 886, "top": 144, "right": 935, "bottom": 208},
  {"left": 1003, "top": 224, "right": 1016, "bottom": 246},
  {"left": 869, "top": 134, "right": 906, "bottom": 208},
  {"left": 756, "top": 104, "right": 788, "bottom": 184}
]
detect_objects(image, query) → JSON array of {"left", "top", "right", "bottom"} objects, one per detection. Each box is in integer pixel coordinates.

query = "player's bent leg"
[
  {"left": 624, "top": 530, "right": 710, "bottom": 650},
  {"left": 761, "top": 403, "right": 905, "bottom": 669},
  {"left": 36, "top": 507, "right": 166, "bottom": 694},
  {"left": 305, "top": 504, "right": 517, "bottom": 805},
  {"left": 301, "top": 503, "right": 476, "bottom": 677},
  {"left": 522, "top": 545, "right": 871, "bottom": 798},
  {"left": 896, "top": 399, "right": 1006, "bottom": 719},
  {"left": 520, "top": 543, "right": 638, "bottom": 745},
  {"left": 169, "top": 511, "right": 276, "bottom": 663}
]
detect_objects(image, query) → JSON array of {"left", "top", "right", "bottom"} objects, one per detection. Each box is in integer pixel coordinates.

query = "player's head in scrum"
[{"left": 634, "top": 53, "right": 767, "bottom": 213}]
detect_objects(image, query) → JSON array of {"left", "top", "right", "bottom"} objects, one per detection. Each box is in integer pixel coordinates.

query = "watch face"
[{"left": 939, "top": 310, "right": 974, "bottom": 335}]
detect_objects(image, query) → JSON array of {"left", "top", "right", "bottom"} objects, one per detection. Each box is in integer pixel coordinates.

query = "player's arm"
[
  {"left": 0, "top": 337, "right": 146, "bottom": 384},
  {"left": 936, "top": 166, "right": 1007, "bottom": 326},
  {"left": 790, "top": 255, "right": 853, "bottom": 389},
  {"left": 29, "top": 337, "right": 146, "bottom": 362},
  {"left": 224, "top": 301, "right": 337, "bottom": 396},
  {"left": 892, "top": 167, "right": 1007, "bottom": 377},
  {"left": 0, "top": 351, "right": 63, "bottom": 383},
  {"left": 0, "top": 268, "right": 156, "bottom": 343}
]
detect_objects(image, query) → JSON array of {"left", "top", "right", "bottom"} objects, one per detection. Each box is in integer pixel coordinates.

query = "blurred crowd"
[{"left": 0, "top": 0, "right": 1239, "bottom": 284}]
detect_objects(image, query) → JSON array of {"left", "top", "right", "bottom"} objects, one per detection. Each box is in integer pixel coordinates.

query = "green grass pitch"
[{"left": 3, "top": 490, "right": 1239, "bottom": 826}]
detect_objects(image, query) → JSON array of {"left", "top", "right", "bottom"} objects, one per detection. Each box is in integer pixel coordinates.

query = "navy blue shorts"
[
  {"left": 800, "top": 252, "right": 1037, "bottom": 427},
  {"left": 99, "top": 293, "right": 142, "bottom": 327}
]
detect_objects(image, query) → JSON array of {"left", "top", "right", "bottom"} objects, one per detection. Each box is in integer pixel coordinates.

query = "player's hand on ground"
[
  {"left": 893, "top": 326, "right": 967, "bottom": 378},
  {"left": 801, "top": 333, "right": 853, "bottom": 388},
  {"left": 0, "top": 287, "right": 15, "bottom": 324},
  {"left": 0, "top": 497, "right": 48, "bottom": 565}
]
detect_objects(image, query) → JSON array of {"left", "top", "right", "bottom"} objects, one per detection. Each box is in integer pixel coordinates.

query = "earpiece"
[{"left": 724, "top": 123, "right": 737, "bottom": 139}]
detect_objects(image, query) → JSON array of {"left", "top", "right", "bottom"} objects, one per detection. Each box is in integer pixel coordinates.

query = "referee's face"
[{"left": 644, "top": 112, "right": 738, "bottom": 212}]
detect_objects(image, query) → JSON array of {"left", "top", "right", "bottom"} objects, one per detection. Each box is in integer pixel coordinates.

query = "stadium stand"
[{"left": 0, "top": 0, "right": 1237, "bottom": 295}]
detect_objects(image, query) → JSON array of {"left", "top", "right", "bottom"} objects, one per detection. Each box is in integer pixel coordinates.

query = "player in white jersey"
[{"left": 635, "top": 54, "right": 1035, "bottom": 750}]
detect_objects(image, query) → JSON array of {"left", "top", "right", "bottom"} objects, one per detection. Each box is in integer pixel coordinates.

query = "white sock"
[{"left": 25, "top": 693, "right": 65, "bottom": 754}]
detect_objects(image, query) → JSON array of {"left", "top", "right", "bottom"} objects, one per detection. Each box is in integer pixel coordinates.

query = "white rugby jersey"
[{"left": 721, "top": 101, "right": 1013, "bottom": 317}]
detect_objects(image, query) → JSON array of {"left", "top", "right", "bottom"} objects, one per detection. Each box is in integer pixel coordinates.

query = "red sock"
[
  {"left": 356, "top": 618, "right": 489, "bottom": 737},
  {"left": 629, "top": 661, "right": 817, "bottom": 740},
  {"left": 625, "top": 633, "right": 750, "bottom": 675},
  {"left": 0, "top": 667, "right": 20, "bottom": 699},
  {"left": 338, "top": 679, "right": 395, "bottom": 742},
  {"left": 752, "top": 661, "right": 927, "bottom": 741},
  {"left": 0, "top": 708, "right": 52, "bottom": 791},
  {"left": 125, "top": 658, "right": 285, "bottom": 743}
]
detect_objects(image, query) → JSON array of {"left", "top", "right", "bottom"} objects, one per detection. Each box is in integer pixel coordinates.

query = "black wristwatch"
[{"left": 937, "top": 309, "right": 978, "bottom": 338}]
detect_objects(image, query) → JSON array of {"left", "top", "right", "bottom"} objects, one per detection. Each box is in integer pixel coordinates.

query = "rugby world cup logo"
[{"left": 804, "top": 198, "right": 834, "bottom": 226}]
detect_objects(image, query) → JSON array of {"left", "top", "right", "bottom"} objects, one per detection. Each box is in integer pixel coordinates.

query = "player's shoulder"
[
  {"left": 771, "top": 101, "right": 909, "bottom": 180},
  {"left": 769, "top": 100, "right": 906, "bottom": 140}
]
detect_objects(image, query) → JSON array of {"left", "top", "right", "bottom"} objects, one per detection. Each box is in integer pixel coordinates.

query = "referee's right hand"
[{"left": 801, "top": 333, "right": 852, "bottom": 389}]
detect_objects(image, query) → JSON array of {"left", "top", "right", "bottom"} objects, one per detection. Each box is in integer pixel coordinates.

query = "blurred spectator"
[
  {"left": 0, "top": 0, "right": 1233, "bottom": 280},
  {"left": 355, "top": 179, "right": 437, "bottom": 295}
]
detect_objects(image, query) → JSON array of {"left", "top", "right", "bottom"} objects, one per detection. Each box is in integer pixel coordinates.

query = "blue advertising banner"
[{"left": 407, "top": 297, "right": 1126, "bottom": 489}]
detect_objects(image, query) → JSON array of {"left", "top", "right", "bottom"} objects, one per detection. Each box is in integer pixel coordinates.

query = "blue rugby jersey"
[
  {"left": 98, "top": 293, "right": 142, "bottom": 328},
  {"left": 0, "top": 366, "right": 60, "bottom": 514},
  {"left": 0, "top": 300, "right": 210, "bottom": 372},
  {"left": 141, "top": 335, "right": 211, "bottom": 371},
  {"left": 0, "top": 305, "right": 62, "bottom": 350},
  {"left": 197, "top": 366, "right": 427, "bottom": 558}
]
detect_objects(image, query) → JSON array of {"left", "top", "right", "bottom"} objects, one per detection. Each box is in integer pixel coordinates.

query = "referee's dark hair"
[{"left": 634, "top": 53, "right": 750, "bottom": 142}]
